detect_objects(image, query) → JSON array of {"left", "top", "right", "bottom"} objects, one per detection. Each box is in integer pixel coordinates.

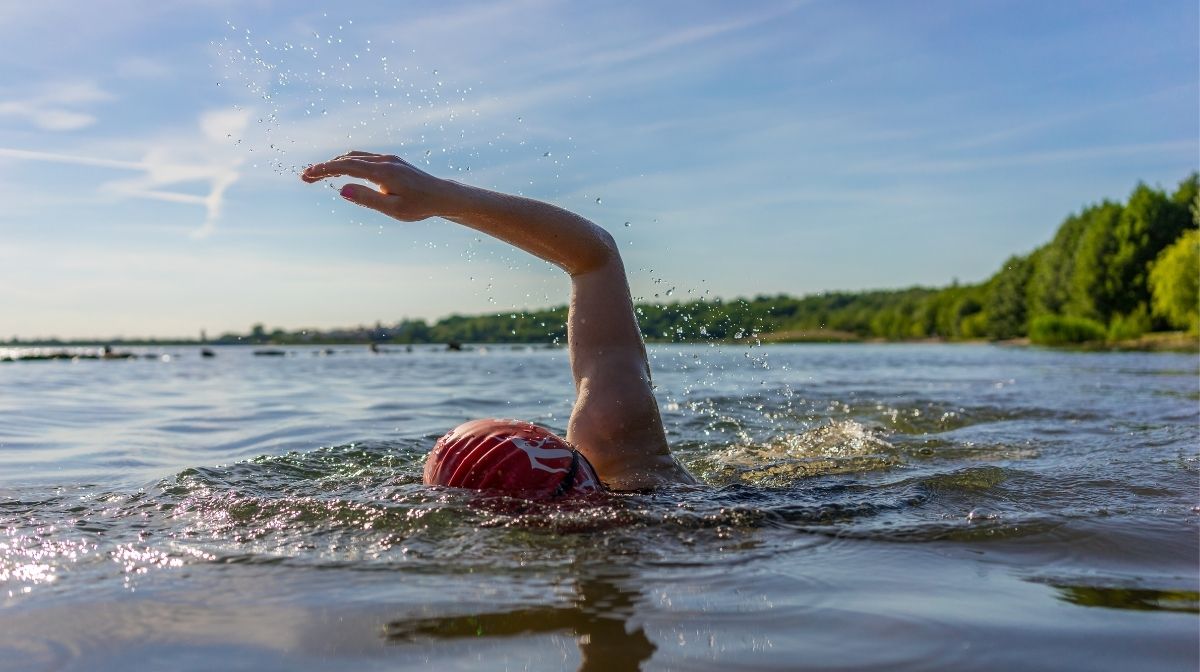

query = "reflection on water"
[
  {"left": 0, "top": 344, "right": 1197, "bottom": 671},
  {"left": 384, "top": 570, "right": 655, "bottom": 672},
  {"left": 1050, "top": 584, "right": 1200, "bottom": 614}
]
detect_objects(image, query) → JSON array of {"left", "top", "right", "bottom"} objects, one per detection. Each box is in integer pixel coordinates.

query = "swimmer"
[{"left": 302, "top": 152, "right": 696, "bottom": 493}]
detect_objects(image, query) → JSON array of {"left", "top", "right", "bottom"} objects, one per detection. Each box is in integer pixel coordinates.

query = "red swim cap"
[{"left": 423, "top": 419, "right": 602, "bottom": 498}]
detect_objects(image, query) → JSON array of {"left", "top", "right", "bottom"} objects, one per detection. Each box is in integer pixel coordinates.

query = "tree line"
[{"left": 215, "top": 173, "right": 1197, "bottom": 348}]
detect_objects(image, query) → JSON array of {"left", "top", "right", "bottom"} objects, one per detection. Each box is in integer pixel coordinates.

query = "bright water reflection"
[{"left": 0, "top": 344, "right": 1196, "bottom": 671}]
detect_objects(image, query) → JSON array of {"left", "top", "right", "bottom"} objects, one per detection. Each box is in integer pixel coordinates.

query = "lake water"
[{"left": 1, "top": 343, "right": 1197, "bottom": 671}]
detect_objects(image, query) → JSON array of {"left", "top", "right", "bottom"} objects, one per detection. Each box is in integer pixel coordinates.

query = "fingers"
[
  {"left": 333, "top": 150, "right": 396, "bottom": 162},
  {"left": 301, "top": 151, "right": 413, "bottom": 183},
  {"left": 334, "top": 151, "right": 399, "bottom": 163},
  {"left": 339, "top": 183, "right": 397, "bottom": 215},
  {"left": 301, "top": 157, "right": 389, "bottom": 184}
]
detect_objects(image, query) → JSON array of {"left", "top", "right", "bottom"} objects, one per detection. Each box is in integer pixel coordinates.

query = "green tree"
[
  {"left": 985, "top": 254, "right": 1033, "bottom": 339},
  {"left": 1069, "top": 202, "right": 1123, "bottom": 321},
  {"left": 1148, "top": 229, "right": 1200, "bottom": 332},
  {"left": 1027, "top": 212, "right": 1089, "bottom": 320},
  {"left": 1106, "top": 184, "right": 1192, "bottom": 320},
  {"left": 1171, "top": 172, "right": 1198, "bottom": 212}
]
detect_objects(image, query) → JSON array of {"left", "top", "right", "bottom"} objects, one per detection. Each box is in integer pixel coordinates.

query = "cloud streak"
[
  {"left": 0, "top": 81, "right": 113, "bottom": 131},
  {"left": 849, "top": 139, "right": 1198, "bottom": 176},
  {"left": 0, "top": 108, "right": 248, "bottom": 238}
]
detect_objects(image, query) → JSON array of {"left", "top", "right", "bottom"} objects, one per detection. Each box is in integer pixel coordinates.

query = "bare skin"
[{"left": 302, "top": 152, "right": 696, "bottom": 490}]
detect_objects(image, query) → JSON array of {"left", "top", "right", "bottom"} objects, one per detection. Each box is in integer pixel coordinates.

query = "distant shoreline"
[
  {"left": 6, "top": 330, "right": 1195, "bottom": 353},
  {"left": 748, "top": 327, "right": 1198, "bottom": 352}
]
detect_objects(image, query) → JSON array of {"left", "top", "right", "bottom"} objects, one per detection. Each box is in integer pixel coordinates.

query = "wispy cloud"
[
  {"left": 575, "top": 2, "right": 804, "bottom": 71},
  {"left": 850, "top": 139, "right": 1197, "bottom": 176},
  {"left": 0, "top": 81, "right": 113, "bottom": 131},
  {"left": 0, "top": 147, "right": 144, "bottom": 170},
  {"left": 947, "top": 83, "right": 1200, "bottom": 152},
  {"left": 375, "top": 0, "right": 555, "bottom": 37},
  {"left": 0, "top": 109, "right": 247, "bottom": 238}
]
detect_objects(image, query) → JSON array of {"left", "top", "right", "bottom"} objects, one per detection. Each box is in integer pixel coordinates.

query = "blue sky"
[{"left": 1, "top": 0, "right": 1196, "bottom": 339}]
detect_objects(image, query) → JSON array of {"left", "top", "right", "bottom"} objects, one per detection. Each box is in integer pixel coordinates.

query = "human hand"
[{"left": 301, "top": 151, "right": 453, "bottom": 222}]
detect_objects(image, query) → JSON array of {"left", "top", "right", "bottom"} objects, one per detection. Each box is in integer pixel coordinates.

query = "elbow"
[
  {"left": 569, "top": 226, "right": 620, "bottom": 276},
  {"left": 593, "top": 226, "right": 619, "bottom": 266}
]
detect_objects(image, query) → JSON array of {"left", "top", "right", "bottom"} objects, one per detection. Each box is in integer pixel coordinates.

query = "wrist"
[{"left": 429, "top": 178, "right": 478, "bottom": 218}]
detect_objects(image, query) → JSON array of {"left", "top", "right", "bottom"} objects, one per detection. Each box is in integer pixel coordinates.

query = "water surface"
[{"left": 1, "top": 344, "right": 1196, "bottom": 670}]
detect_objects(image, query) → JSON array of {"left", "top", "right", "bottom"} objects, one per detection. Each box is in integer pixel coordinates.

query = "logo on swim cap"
[{"left": 423, "top": 419, "right": 601, "bottom": 498}]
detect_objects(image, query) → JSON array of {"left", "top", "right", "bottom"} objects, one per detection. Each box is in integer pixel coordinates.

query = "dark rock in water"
[
  {"left": 5, "top": 352, "right": 78, "bottom": 361},
  {"left": 201, "top": 348, "right": 216, "bottom": 358},
  {"left": 446, "top": 342, "right": 463, "bottom": 351},
  {"left": 254, "top": 349, "right": 287, "bottom": 357},
  {"left": 5, "top": 347, "right": 144, "bottom": 361}
]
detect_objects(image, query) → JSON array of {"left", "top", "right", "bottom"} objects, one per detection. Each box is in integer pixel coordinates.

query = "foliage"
[
  {"left": 1148, "top": 229, "right": 1200, "bottom": 332},
  {"left": 1029, "top": 315, "right": 1106, "bottom": 345},
  {"left": 985, "top": 254, "right": 1034, "bottom": 339},
  {"left": 1067, "top": 201, "right": 1124, "bottom": 322},
  {"left": 1105, "top": 184, "right": 1193, "bottom": 319},
  {"left": 1026, "top": 208, "right": 1094, "bottom": 320},
  {"left": 1107, "top": 305, "right": 1151, "bottom": 341}
]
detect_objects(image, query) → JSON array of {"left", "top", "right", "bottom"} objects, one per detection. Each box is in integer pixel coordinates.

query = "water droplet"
[
  {"left": 624, "top": 221, "right": 630, "bottom": 227},
  {"left": 595, "top": 197, "right": 602, "bottom": 204}
]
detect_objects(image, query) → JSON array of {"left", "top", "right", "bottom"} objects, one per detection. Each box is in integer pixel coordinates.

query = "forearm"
[{"left": 434, "top": 180, "right": 618, "bottom": 276}]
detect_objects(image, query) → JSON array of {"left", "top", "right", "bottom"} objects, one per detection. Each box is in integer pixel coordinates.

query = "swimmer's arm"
[
  {"left": 302, "top": 153, "right": 612, "bottom": 273},
  {"left": 561, "top": 249, "right": 697, "bottom": 490},
  {"left": 302, "top": 153, "right": 695, "bottom": 489}
]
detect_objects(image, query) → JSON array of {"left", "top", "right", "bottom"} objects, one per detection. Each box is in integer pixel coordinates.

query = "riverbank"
[
  {"left": 1097, "top": 331, "right": 1199, "bottom": 352},
  {"left": 758, "top": 330, "right": 1199, "bottom": 352},
  {"left": 6, "top": 330, "right": 1197, "bottom": 354}
]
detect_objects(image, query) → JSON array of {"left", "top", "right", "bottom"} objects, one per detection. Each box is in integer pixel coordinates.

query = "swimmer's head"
[{"left": 423, "top": 419, "right": 602, "bottom": 498}]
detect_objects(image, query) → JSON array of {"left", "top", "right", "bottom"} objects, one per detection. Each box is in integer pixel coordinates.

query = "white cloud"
[
  {"left": 200, "top": 108, "right": 250, "bottom": 142},
  {"left": 0, "top": 108, "right": 245, "bottom": 238},
  {"left": 0, "top": 81, "right": 113, "bottom": 131}
]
